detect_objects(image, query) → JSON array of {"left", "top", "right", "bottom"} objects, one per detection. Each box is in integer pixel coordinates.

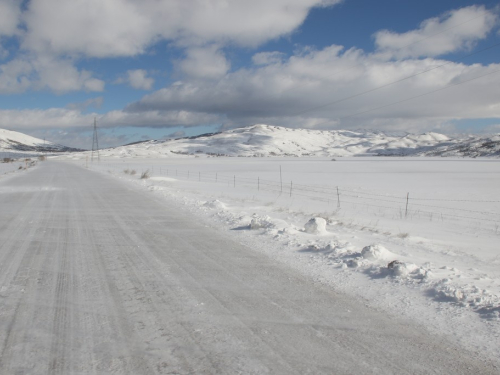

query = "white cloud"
[
  {"left": 0, "top": 107, "right": 222, "bottom": 132},
  {"left": 374, "top": 5, "right": 498, "bottom": 59},
  {"left": 66, "top": 97, "right": 104, "bottom": 111},
  {"left": 0, "top": 0, "right": 22, "bottom": 59},
  {"left": 126, "top": 44, "right": 500, "bottom": 132},
  {"left": 0, "top": 104, "right": 225, "bottom": 147},
  {"left": 34, "top": 56, "right": 105, "bottom": 93},
  {"left": 22, "top": 0, "right": 153, "bottom": 58},
  {"left": 0, "top": 58, "right": 32, "bottom": 93},
  {"left": 252, "top": 51, "right": 285, "bottom": 66},
  {"left": 0, "top": 108, "right": 92, "bottom": 130},
  {"left": 127, "top": 69, "right": 154, "bottom": 90},
  {"left": 1, "top": 0, "right": 341, "bottom": 94},
  {"left": 1, "top": 2, "right": 498, "bottom": 137},
  {"left": 0, "top": 0, "right": 21, "bottom": 37},
  {"left": 21, "top": 0, "right": 342, "bottom": 58},
  {"left": 0, "top": 55, "right": 105, "bottom": 94},
  {"left": 179, "top": 46, "right": 230, "bottom": 79}
]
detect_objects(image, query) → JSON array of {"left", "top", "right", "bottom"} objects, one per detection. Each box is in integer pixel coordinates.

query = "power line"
[
  {"left": 292, "top": 41, "right": 500, "bottom": 117},
  {"left": 338, "top": 67, "right": 500, "bottom": 121},
  {"left": 291, "top": 7, "right": 498, "bottom": 89}
]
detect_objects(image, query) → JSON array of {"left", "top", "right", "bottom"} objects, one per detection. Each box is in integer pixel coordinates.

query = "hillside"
[
  {"left": 0, "top": 128, "right": 82, "bottom": 153},
  {"left": 98, "top": 124, "right": 500, "bottom": 158}
]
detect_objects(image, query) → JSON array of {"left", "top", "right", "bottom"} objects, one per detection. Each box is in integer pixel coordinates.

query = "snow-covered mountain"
[
  {"left": 0, "top": 128, "right": 82, "bottom": 153},
  {"left": 101, "top": 124, "right": 500, "bottom": 158},
  {"left": 5, "top": 125, "right": 498, "bottom": 158},
  {"left": 422, "top": 134, "right": 500, "bottom": 157}
]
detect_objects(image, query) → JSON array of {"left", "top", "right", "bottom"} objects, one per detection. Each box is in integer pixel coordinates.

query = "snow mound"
[
  {"left": 304, "top": 217, "right": 327, "bottom": 234},
  {"left": 430, "top": 279, "right": 500, "bottom": 317},
  {"left": 431, "top": 279, "right": 467, "bottom": 303},
  {"left": 203, "top": 199, "right": 226, "bottom": 210},
  {"left": 149, "top": 176, "right": 177, "bottom": 182},
  {"left": 387, "top": 260, "right": 420, "bottom": 278},
  {"left": 250, "top": 215, "right": 275, "bottom": 230},
  {"left": 361, "top": 244, "right": 393, "bottom": 261},
  {"left": 346, "top": 257, "right": 366, "bottom": 268}
]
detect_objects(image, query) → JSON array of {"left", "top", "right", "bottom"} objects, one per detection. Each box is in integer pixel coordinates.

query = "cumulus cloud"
[
  {"left": 21, "top": 0, "right": 342, "bottom": 57},
  {"left": 0, "top": 55, "right": 105, "bottom": 94},
  {"left": 22, "top": 0, "right": 154, "bottom": 58},
  {"left": 179, "top": 45, "right": 230, "bottom": 79},
  {"left": 126, "top": 69, "right": 154, "bottom": 90},
  {"left": 1, "top": 2, "right": 498, "bottom": 137},
  {"left": 0, "top": 103, "right": 226, "bottom": 147},
  {"left": 0, "top": 58, "right": 32, "bottom": 93},
  {"left": 66, "top": 97, "right": 104, "bottom": 111},
  {"left": 0, "top": 0, "right": 341, "bottom": 94},
  {"left": 0, "top": 0, "right": 21, "bottom": 37},
  {"left": 252, "top": 51, "right": 286, "bottom": 65},
  {"left": 126, "top": 44, "right": 500, "bottom": 132},
  {"left": 34, "top": 56, "right": 105, "bottom": 93},
  {"left": 0, "top": 107, "right": 222, "bottom": 132},
  {"left": 374, "top": 5, "right": 498, "bottom": 59}
]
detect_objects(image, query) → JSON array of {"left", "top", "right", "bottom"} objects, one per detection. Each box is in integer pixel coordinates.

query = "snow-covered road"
[{"left": 0, "top": 162, "right": 497, "bottom": 374}]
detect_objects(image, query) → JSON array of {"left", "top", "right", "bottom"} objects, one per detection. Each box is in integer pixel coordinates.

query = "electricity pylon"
[{"left": 91, "top": 117, "right": 100, "bottom": 162}]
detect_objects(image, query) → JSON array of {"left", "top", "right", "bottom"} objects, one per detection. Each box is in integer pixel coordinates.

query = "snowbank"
[{"left": 304, "top": 217, "right": 327, "bottom": 234}]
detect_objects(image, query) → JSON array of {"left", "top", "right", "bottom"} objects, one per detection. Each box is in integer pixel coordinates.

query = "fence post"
[
  {"left": 280, "top": 165, "right": 283, "bottom": 193},
  {"left": 405, "top": 193, "right": 409, "bottom": 218},
  {"left": 258, "top": 177, "right": 260, "bottom": 191},
  {"left": 290, "top": 181, "right": 293, "bottom": 197},
  {"left": 216, "top": 172, "right": 218, "bottom": 182},
  {"left": 337, "top": 186, "right": 340, "bottom": 209}
]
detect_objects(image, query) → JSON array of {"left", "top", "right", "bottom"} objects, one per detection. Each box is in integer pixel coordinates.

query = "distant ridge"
[
  {"left": 0, "top": 128, "right": 84, "bottom": 153},
  {"left": 100, "top": 124, "right": 500, "bottom": 158}
]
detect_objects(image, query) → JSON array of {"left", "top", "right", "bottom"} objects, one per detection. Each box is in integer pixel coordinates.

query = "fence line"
[{"left": 97, "top": 163, "right": 500, "bottom": 226}]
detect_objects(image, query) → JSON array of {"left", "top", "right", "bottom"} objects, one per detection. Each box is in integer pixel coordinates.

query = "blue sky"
[{"left": 0, "top": 0, "right": 499, "bottom": 149}]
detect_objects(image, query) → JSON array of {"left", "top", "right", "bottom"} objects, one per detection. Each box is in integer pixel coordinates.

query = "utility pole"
[{"left": 91, "top": 117, "right": 100, "bottom": 162}]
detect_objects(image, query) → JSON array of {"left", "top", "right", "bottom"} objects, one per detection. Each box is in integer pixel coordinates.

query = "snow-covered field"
[
  {"left": 0, "top": 159, "right": 36, "bottom": 176},
  {"left": 60, "top": 154, "right": 500, "bottom": 361}
]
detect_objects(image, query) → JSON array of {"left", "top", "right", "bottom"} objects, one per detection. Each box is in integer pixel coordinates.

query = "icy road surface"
[{"left": 0, "top": 162, "right": 497, "bottom": 374}]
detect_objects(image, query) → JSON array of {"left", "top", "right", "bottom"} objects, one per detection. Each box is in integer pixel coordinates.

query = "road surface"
[{"left": 0, "top": 161, "right": 497, "bottom": 374}]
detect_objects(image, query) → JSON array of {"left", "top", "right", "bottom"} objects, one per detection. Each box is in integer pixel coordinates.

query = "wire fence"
[
  {"left": 0, "top": 152, "right": 46, "bottom": 160},
  {"left": 0, "top": 155, "right": 44, "bottom": 175},
  {"left": 96, "top": 162, "right": 500, "bottom": 231}
]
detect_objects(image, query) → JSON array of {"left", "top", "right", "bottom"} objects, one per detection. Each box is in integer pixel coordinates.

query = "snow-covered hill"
[
  {"left": 423, "top": 134, "right": 500, "bottom": 157},
  {"left": 0, "top": 128, "right": 82, "bottom": 153},
  {"left": 6, "top": 125, "right": 498, "bottom": 158},
  {"left": 98, "top": 124, "right": 499, "bottom": 158}
]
